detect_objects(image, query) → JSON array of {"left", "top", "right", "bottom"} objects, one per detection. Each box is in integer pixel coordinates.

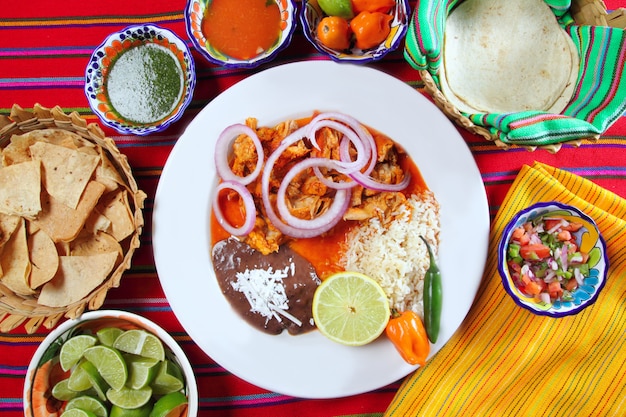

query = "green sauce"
[{"left": 106, "top": 44, "right": 183, "bottom": 124}]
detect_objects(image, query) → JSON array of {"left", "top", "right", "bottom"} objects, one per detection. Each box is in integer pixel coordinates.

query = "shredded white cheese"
[{"left": 231, "top": 266, "right": 302, "bottom": 327}]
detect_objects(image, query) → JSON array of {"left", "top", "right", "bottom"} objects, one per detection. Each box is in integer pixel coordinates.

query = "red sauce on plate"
[{"left": 201, "top": 0, "right": 281, "bottom": 60}]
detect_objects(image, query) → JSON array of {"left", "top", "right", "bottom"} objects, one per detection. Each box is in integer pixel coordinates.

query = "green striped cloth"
[{"left": 404, "top": 0, "right": 626, "bottom": 147}]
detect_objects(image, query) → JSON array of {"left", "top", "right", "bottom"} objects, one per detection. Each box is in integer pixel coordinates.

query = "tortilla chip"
[
  {"left": 1, "top": 134, "right": 37, "bottom": 166},
  {"left": 19, "top": 128, "right": 86, "bottom": 148},
  {"left": 71, "top": 231, "right": 123, "bottom": 262},
  {"left": 84, "top": 208, "right": 113, "bottom": 235},
  {"left": 37, "top": 251, "right": 118, "bottom": 307},
  {"left": 0, "top": 160, "right": 42, "bottom": 218},
  {"left": 30, "top": 141, "right": 100, "bottom": 210},
  {"left": 33, "top": 181, "right": 107, "bottom": 242},
  {"left": 0, "top": 213, "right": 21, "bottom": 250},
  {"left": 28, "top": 229, "right": 59, "bottom": 289},
  {"left": 96, "top": 148, "right": 126, "bottom": 193},
  {"left": 98, "top": 190, "right": 135, "bottom": 241},
  {"left": 0, "top": 219, "right": 34, "bottom": 295}
]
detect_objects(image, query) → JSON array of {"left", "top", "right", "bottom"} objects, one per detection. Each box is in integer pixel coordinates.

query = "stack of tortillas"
[
  {"left": 0, "top": 104, "right": 146, "bottom": 333},
  {"left": 419, "top": 0, "right": 621, "bottom": 151}
]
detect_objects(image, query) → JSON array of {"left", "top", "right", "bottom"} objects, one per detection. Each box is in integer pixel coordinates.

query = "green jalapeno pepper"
[{"left": 420, "top": 236, "right": 442, "bottom": 343}]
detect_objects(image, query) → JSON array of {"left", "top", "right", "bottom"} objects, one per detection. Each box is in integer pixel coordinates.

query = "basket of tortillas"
[
  {"left": 405, "top": 0, "right": 626, "bottom": 152},
  {"left": 0, "top": 104, "right": 146, "bottom": 333}
]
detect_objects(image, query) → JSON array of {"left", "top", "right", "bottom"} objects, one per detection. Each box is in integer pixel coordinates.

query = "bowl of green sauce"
[
  {"left": 185, "top": 0, "right": 296, "bottom": 68},
  {"left": 85, "top": 24, "right": 196, "bottom": 135}
]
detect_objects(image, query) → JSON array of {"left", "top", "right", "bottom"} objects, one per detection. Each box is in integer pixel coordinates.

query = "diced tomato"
[
  {"left": 564, "top": 278, "right": 578, "bottom": 291},
  {"left": 548, "top": 281, "right": 563, "bottom": 300},
  {"left": 563, "top": 222, "right": 583, "bottom": 232},
  {"left": 557, "top": 230, "right": 572, "bottom": 241},
  {"left": 544, "top": 219, "right": 563, "bottom": 231},
  {"left": 520, "top": 243, "right": 551, "bottom": 260},
  {"left": 524, "top": 281, "right": 543, "bottom": 296}
]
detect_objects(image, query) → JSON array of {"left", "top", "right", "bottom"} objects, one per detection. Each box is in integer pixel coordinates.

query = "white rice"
[{"left": 339, "top": 191, "right": 440, "bottom": 317}]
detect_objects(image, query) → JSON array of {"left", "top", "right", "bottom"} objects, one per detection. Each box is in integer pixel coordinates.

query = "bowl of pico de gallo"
[{"left": 497, "top": 201, "right": 608, "bottom": 317}]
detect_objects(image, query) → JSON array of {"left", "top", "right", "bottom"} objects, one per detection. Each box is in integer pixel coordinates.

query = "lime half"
[
  {"left": 52, "top": 379, "right": 79, "bottom": 401},
  {"left": 110, "top": 403, "right": 152, "bottom": 417},
  {"left": 150, "top": 360, "right": 184, "bottom": 396},
  {"left": 312, "top": 271, "right": 390, "bottom": 346},
  {"left": 96, "top": 327, "right": 124, "bottom": 347},
  {"left": 126, "top": 355, "right": 160, "bottom": 389},
  {"left": 61, "top": 410, "right": 98, "bottom": 417},
  {"left": 318, "top": 0, "right": 354, "bottom": 19}
]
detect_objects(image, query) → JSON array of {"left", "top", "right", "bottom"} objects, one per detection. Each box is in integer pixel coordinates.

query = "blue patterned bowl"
[
  {"left": 497, "top": 201, "right": 608, "bottom": 317},
  {"left": 185, "top": 0, "right": 296, "bottom": 69},
  {"left": 85, "top": 24, "right": 196, "bottom": 136},
  {"left": 300, "top": 0, "right": 410, "bottom": 63}
]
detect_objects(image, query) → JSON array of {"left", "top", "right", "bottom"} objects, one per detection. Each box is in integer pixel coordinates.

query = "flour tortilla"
[{"left": 442, "top": 0, "right": 579, "bottom": 114}]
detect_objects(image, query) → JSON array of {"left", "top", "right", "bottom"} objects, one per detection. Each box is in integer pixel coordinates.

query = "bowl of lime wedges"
[{"left": 24, "top": 310, "right": 197, "bottom": 417}]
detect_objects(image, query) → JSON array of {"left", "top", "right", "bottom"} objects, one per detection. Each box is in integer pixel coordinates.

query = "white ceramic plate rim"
[{"left": 152, "top": 61, "right": 489, "bottom": 399}]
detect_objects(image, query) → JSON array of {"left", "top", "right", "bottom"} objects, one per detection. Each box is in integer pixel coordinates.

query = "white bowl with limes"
[{"left": 23, "top": 310, "right": 197, "bottom": 417}]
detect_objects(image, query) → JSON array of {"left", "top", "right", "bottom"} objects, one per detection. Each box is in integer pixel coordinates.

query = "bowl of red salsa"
[
  {"left": 185, "top": 0, "right": 296, "bottom": 68},
  {"left": 497, "top": 201, "right": 608, "bottom": 317}
]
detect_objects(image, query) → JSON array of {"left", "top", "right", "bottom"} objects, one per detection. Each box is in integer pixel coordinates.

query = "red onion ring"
[
  {"left": 214, "top": 124, "right": 264, "bottom": 185},
  {"left": 212, "top": 181, "right": 256, "bottom": 236}
]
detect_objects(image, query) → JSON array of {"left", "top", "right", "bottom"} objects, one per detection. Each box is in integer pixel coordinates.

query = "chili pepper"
[
  {"left": 385, "top": 309, "right": 430, "bottom": 366},
  {"left": 349, "top": 11, "right": 392, "bottom": 50},
  {"left": 317, "top": 16, "right": 352, "bottom": 51},
  {"left": 351, "top": 0, "right": 396, "bottom": 14},
  {"left": 421, "top": 236, "right": 442, "bottom": 343}
]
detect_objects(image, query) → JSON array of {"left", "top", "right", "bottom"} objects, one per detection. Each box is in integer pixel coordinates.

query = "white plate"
[{"left": 153, "top": 61, "right": 489, "bottom": 399}]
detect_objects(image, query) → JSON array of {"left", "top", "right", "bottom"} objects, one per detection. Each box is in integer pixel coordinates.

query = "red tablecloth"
[{"left": 1, "top": 1, "right": 625, "bottom": 415}]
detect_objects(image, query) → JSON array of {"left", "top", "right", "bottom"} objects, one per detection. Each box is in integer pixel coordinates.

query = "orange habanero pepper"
[
  {"left": 317, "top": 16, "right": 351, "bottom": 50},
  {"left": 349, "top": 11, "right": 393, "bottom": 50},
  {"left": 351, "top": 0, "right": 396, "bottom": 14},
  {"left": 385, "top": 309, "right": 430, "bottom": 366}
]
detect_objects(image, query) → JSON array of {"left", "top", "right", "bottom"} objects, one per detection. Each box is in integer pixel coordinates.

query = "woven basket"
[
  {"left": 0, "top": 104, "right": 146, "bottom": 334},
  {"left": 419, "top": 0, "right": 626, "bottom": 153}
]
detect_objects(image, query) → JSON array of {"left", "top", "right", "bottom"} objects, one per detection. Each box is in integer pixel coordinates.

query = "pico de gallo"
[{"left": 506, "top": 216, "right": 591, "bottom": 304}]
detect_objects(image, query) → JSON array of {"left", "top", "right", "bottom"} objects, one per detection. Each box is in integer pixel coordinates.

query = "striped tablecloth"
[{"left": 1, "top": 1, "right": 624, "bottom": 415}]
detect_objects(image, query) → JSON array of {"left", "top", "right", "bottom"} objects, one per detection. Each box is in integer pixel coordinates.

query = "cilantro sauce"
[{"left": 106, "top": 43, "right": 183, "bottom": 124}]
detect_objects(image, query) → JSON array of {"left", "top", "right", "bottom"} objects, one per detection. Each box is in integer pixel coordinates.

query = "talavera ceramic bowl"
[
  {"left": 85, "top": 24, "right": 196, "bottom": 136},
  {"left": 300, "top": 0, "right": 410, "bottom": 63},
  {"left": 24, "top": 310, "right": 198, "bottom": 416},
  {"left": 185, "top": 0, "right": 296, "bottom": 68},
  {"left": 497, "top": 201, "right": 608, "bottom": 317}
]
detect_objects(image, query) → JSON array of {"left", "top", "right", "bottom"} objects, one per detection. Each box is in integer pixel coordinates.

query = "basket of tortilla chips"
[
  {"left": 0, "top": 104, "right": 146, "bottom": 333},
  {"left": 405, "top": 0, "right": 626, "bottom": 152}
]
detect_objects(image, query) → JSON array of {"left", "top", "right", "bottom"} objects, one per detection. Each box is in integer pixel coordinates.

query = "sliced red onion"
[
  {"left": 212, "top": 181, "right": 256, "bottom": 236},
  {"left": 350, "top": 170, "right": 411, "bottom": 192},
  {"left": 275, "top": 157, "right": 351, "bottom": 229},
  {"left": 215, "top": 124, "right": 264, "bottom": 185}
]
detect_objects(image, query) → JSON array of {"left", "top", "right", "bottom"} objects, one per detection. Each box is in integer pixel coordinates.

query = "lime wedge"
[
  {"left": 96, "top": 327, "right": 124, "bottom": 347},
  {"left": 149, "top": 391, "right": 188, "bottom": 417},
  {"left": 150, "top": 360, "right": 184, "bottom": 396},
  {"left": 83, "top": 345, "right": 128, "bottom": 391},
  {"left": 312, "top": 271, "right": 390, "bottom": 346},
  {"left": 125, "top": 355, "right": 160, "bottom": 390},
  {"left": 106, "top": 385, "right": 152, "bottom": 409},
  {"left": 52, "top": 379, "right": 79, "bottom": 401},
  {"left": 80, "top": 360, "right": 110, "bottom": 401},
  {"left": 68, "top": 360, "right": 94, "bottom": 392},
  {"left": 110, "top": 403, "right": 152, "bottom": 417},
  {"left": 60, "top": 334, "right": 98, "bottom": 372},
  {"left": 113, "top": 330, "right": 165, "bottom": 362},
  {"left": 61, "top": 409, "right": 98, "bottom": 417},
  {"left": 65, "top": 395, "right": 108, "bottom": 417}
]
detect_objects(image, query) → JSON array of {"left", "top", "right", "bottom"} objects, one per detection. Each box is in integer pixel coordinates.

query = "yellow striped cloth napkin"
[{"left": 385, "top": 162, "right": 626, "bottom": 417}]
